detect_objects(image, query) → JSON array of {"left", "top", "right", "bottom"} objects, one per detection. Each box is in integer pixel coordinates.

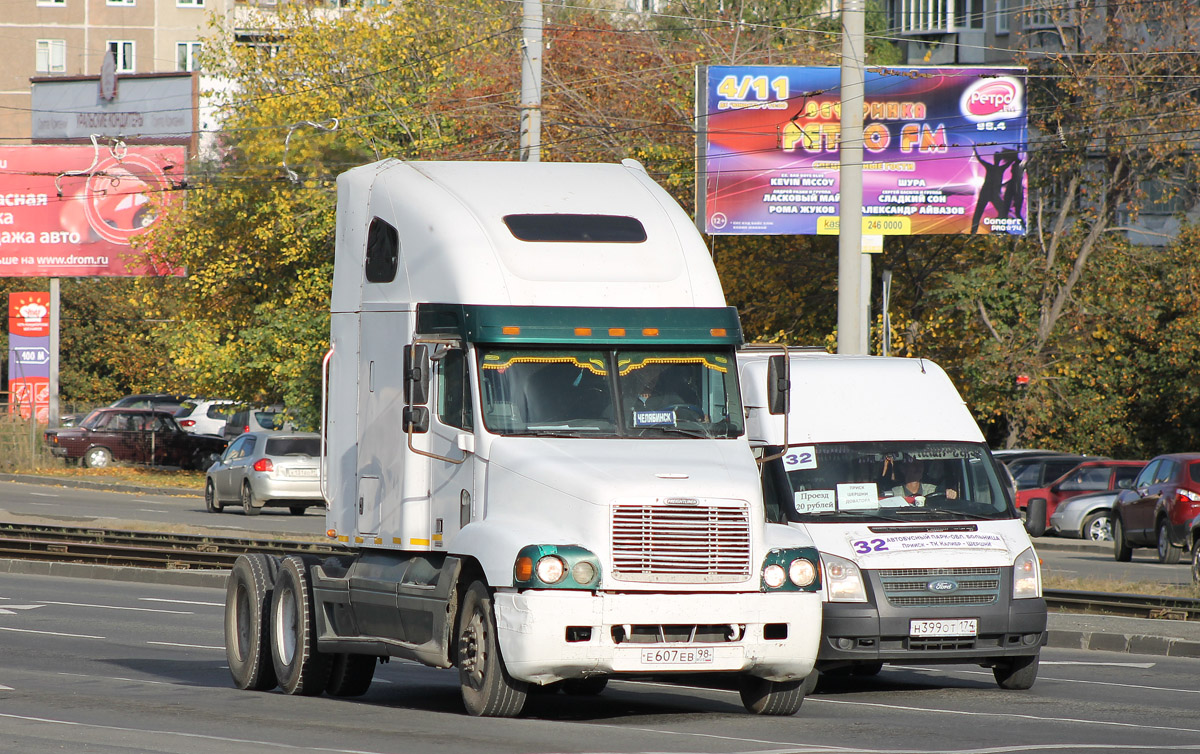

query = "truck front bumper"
[{"left": 493, "top": 589, "right": 821, "bottom": 685}]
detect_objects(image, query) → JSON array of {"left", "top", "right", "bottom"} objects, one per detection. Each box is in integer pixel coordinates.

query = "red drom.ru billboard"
[
  {"left": 698, "top": 66, "right": 1028, "bottom": 236},
  {"left": 8, "top": 291, "right": 51, "bottom": 421},
  {"left": 0, "top": 145, "right": 186, "bottom": 276}
]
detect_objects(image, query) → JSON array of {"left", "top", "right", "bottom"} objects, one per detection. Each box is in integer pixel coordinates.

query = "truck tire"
[
  {"left": 271, "top": 555, "right": 333, "bottom": 696},
  {"left": 992, "top": 652, "right": 1038, "bottom": 690},
  {"left": 456, "top": 580, "right": 528, "bottom": 717},
  {"left": 224, "top": 553, "right": 280, "bottom": 690},
  {"left": 325, "top": 654, "right": 377, "bottom": 697},
  {"left": 242, "top": 482, "right": 262, "bottom": 516},
  {"left": 738, "top": 675, "right": 805, "bottom": 715}
]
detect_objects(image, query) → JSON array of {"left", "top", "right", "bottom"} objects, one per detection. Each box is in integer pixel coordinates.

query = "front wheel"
[
  {"left": 1113, "top": 516, "right": 1132, "bottom": 562},
  {"left": 224, "top": 553, "right": 280, "bottom": 690},
  {"left": 457, "top": 581, "right": 528, "bottom": 717},
  {"left": 1081, "top": 511, "right": 1111, "bottom": 541},
  {"left": 738, "top": 675, "right": 805, "bottom": 716},
  {"left": 83, "top": 446, "right": 112, "bottom": 468},
  {"left": 1157, "top": 520, "right": 1183, "bottom": 564},
  {"left": 270, "top": 555, "right": 333, "bottom": 695},
  {"left": 205, "top": 479, "right": 223, "bottom": 513},
  {"left": 993, "top": 652, "right": 1039, "bottom": 690}
]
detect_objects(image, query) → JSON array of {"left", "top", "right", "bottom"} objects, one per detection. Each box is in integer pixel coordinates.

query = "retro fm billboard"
[
  {"left": 697, "top": 66, "right": 1028, "bottom": 236},
  {"left": 0, "top": 145, "right": 186, "bottom": 277}
]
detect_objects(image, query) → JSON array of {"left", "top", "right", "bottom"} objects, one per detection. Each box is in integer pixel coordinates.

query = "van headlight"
[
  {"left": 1012, "top": 547, "right": 1042, "bottom": 599},
  {"left": 514, "top": 545, "right": 601, "bottom": 589},
  {"left": 823, "top": 552, "right": 868, "bottom": 602},
  {"left": 760, "top": 547, "right": 821, "bottom": 592}
]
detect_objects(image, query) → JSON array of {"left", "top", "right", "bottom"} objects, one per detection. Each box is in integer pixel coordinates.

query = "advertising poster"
[
  {"left": 7, "top": 291, "right": 50, "bottom": 421},
  {"left": 699, "top": 66, "right": 1028, "bottom": 236},
  {"left": 0, "top": 145, "right": 186, "bottom": 277}
]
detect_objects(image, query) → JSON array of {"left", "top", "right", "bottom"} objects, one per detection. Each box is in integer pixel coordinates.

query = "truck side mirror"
[
  {"left": 1024, "top": 497, "right": 1047, "bottom": 537},
  {"left": 767, "top": 355, "right": 790, "bottom": 416},
  {"left": 404, "top": 344, "right": 430, "bottom": 405},
  {"left": 403, "top": 406, "right": 430, "bottom": 433}
]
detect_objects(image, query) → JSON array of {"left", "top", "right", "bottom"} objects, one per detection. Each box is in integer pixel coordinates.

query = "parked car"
[
  {"left": 45, "top": 408, "right": 226, "bottom": 470},
  {"left": 174, "top": 399, "right": 236, "bottom": 435},
  {"left": 222, "top": 406, "right": 293, "bottom": 440},
  {"left": 993, "top": 448, "right": 1071, "bottom": 463},
  {"left": 60, "top": 393, "right": 193, "bottom": 429},
  {"left": 205, "top": 431, "right": 323, "bottom": 516},
  {"left": 1049, "top": 490, "right": 1121, "bottom": 541},
  {"left": 1018, "top": 459, "right": 1146, "bottom": 533},
  {"left": 1112, "top": 453, "right": 1200, "bottom": 564},
  {"left": 1006, "top": 453, "right": 1096, "bottom": 491}
]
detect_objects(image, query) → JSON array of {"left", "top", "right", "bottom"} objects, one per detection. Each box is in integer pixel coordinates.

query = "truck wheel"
[
  {"left": 457, "top": 580, "right": 528, "bottom": 717},
  {"left": 224, "top": 553, "right": 280, "bottom": 690},
  {"left": 992, "top": 652, "right": 1038, "bottom": 690},
  {"left": 205, "top": 480, "right": 223, "bottom": 513},
  {"left": 1081, "top": 511, "right": 1111, "bottom": 541},
  {"left": 738, "top": 675, "right": 804, "bottom": 715},
  {"left": 561, "top": 677, "right": 608, "bottom": 696},
  {"left": 1113, "top": 517, "right": 1132, "bottom": 562},
  {"left": 271, "top": 555, "right": 333, "bottom": 695},
  {"left": 1157, "top": 520, "right": 1182, "bottom": 564},
  {"left": 83, "top": 446, "right": 112, "bottom": 468},
  {"left": 242, "top": 482, "right": 262, "bottom": 516},
  {"left": 326, "top": 654, "right": 377, "bottom": 697}
]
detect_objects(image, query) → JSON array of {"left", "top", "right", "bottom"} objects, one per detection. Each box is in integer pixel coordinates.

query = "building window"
[
  {"left": 955, "top": 0, "right": 985, "bottom": 29},
  {"left": 108, "top": 41, "right": 135, "bottom": 72},
  {"left": 107, "top": 0, "right": 136, "bottom": 5},
  {"left": 995, "top": 0, "right": 1010, "bottom": 34},
  {"left": 36, "top": 0, "right": 66, "bottom": 6},
  {"left": 36, "top": 39, "right": 67, "bottom": 73},
  {"left": 177, "top": 0, "right": 204, "bottom": 5},
  {"left": 1024, "top": 0, "right": 1056, "bottom": 29},
  {"left": 177, "top": 41, "right": 202, "bottom": 71},
  {"left": 897, "top": 0, "right": 952, "bottom": 34}
]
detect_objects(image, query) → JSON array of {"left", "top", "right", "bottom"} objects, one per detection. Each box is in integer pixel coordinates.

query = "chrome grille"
[
  {"left": 611, "top": 502, "right": 751, "bottom": 583},
  {"left": 879, "top": 566, "right": 1001, "bottom": 607}
]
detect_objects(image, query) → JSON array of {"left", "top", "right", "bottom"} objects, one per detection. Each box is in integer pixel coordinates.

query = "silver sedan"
[
  {"left": 205, "top": 431, "right": 325, "bottom": 516},
  {"left": 1048, "top": 490, "right": 1119, "bottom": 541}
]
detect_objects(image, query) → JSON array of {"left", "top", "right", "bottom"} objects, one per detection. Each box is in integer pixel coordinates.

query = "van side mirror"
[
  {"left": 404, "top": 344, "right": 430, "bottom": 405},
  {"left": 1024, "top": 497, "right": 1047, "bottom": 537},
  {"left": 767, "top": 355, "right": 790, "bottom": 415}
]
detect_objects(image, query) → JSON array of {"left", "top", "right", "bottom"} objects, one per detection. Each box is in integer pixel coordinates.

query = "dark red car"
[
  {"left": 1112, "top": 453, "right": 1200, "bottom": 564},
  {"left": 45, "top": 407, "right": 226, "bottom": 470},
  {"left": 1017, "top": 459, "right": 1146, "bottom": 532}
]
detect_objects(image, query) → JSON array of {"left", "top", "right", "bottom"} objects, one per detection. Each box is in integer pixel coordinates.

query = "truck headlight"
[
  {"left": 823, "top": 553, "right": 868, "bottom": 602},
  {"left": 514, "top": 545, "right": 601, "bottom": 589},
  {"left": 760, "top": 547, "right": 821, "bottom": 592},
  {"left": 1012, "top": 547, "right": 1042, "bottom": 599}
]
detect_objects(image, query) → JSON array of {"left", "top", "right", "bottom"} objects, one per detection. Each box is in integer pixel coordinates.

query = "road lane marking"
[
  {"left": 140, "top": 597, "right": 223, "bottom": 607},
  {"left": 1043, "top": 661, "right": 1155, "bottom": 668},
  {"left": 146, "top": 641, "right": 223, "bottom": 650},
  {"left": 0, "top": 604, "right": 43, "bottom": 615},
  {"left": 0, "top": 626, "right": 103, "bottom": 639},
  {"left": 41, "top": 600, "right": 192, "bottom": 614},
  {"left": 908, "top": 665, "right": 1200, "bottom": 694}
]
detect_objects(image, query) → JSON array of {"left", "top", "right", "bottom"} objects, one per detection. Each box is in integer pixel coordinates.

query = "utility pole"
[
  {"left": 837, "top": 0, "right": 866, "bottom": 354},
  {"left": 519, "top": 0, "right": 543, "bottom": 163}
]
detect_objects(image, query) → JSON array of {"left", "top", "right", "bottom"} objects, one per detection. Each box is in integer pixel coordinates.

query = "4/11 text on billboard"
[{"left": 699, "top": 66, "right": 1028, "bottom": 236}]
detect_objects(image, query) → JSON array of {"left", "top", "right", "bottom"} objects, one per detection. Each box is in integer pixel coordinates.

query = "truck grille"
[
  {"left": 611, "top": 502, "right": 751, "bottom": 583},
  {"left": 879, "top": 566, "right": 1001, "bottom": 607}
]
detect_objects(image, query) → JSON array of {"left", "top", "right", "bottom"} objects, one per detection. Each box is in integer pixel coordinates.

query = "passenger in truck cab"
[{"left": 883, "top": 457, "right": 958, "bottom": 503}]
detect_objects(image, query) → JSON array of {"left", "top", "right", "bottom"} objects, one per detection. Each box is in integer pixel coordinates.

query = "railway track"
[{"left": 2, "top": 522, "right": 1198, "bottom": 621}]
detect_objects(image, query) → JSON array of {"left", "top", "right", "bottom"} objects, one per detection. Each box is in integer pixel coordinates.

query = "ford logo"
[{"left": 927, "top": 580, "right": 958, "bottom": 593}]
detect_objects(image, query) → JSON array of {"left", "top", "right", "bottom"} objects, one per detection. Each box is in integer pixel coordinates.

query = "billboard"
[
  {"left": 698, "top": 66, "right": 1028, "bottom": 236},
  {"left": 31, "top": 73, "right": 196, "bottom": 148},
  {"left": 0, "top": 145, "right": 186, "bottom": 277},
  {"left": 7, "top": 291, "right": 50, "bottom": 421}
]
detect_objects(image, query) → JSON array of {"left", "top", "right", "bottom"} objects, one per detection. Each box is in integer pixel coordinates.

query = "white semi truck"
[
  {"left": 223, "top": 159, "right": 823, "bottom": 717},
  {"left": 738, "top": 348, "right": 1047, "bottom": 689}
]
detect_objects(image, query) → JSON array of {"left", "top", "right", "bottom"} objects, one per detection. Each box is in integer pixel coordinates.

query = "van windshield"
[
  {"left": 763, "top": 441, "right": 1015, "bottom": 523},
  {"left": 477, "top": 347, "right": 743, "bottom": 439}
]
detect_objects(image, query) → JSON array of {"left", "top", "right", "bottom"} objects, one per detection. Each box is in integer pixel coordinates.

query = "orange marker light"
[
  {"left": 515, "top": 556, "right": 533, "bottom": 582},
  {"left": 608, "top": 328, "right": 626, "bottom": 337},
  {"left": 710, "top": 328, "right": 727, "bottom": 337},
  {"left": 642, "top": 328, "right": 659, "bottom": 337},
  {"left": 575, "top": 327, "right": 592, "bottom": 336},
  {"left": 502, "top": 326, "right": 520, "bottom": 335}
]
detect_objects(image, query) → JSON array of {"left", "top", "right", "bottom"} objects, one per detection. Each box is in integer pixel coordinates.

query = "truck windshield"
[
  {"left": 763, "top": 441, "right": 1014, "bottom": 523},
  {"left": 477, "top": 347, "right": 743, "bottom": 439}
]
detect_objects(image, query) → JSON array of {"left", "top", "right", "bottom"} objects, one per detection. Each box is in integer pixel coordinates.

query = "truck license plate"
[
  {"left": 909, "top": 618, "right": 977, "bottom": 637},
  {"left": 639, "top": 647, "right": 714, "bottom": 665}
]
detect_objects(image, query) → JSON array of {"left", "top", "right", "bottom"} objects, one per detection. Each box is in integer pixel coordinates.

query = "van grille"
[
  {"left": 611, "top": 502, "right": 751, "bottom": 583},
  {"left": 879, "top": 566, "right": 1001, "bottom": 607}
]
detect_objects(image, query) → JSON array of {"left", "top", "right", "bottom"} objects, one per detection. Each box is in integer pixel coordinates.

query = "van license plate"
[
  {"left": 639, "top": 648, "right": 714, "bottom": 665},
  {"left": 909, "top": 619, "right": 977, "bottom": 637}
]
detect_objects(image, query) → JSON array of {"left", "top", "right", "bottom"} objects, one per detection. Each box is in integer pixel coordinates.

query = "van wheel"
[
  {"left": 738, "top": 675, "right": 804, "bottom": 715},
  {"left": 225, "top": 553, "right": 280, "bottom": 690},
  {"left": 993, "top": 652, "right": 1038, "bottom": 690},
  {"left": 457, "top": 581, "right": 528, "bottom": 717},
  {"left": 1113, "top": 517, "right": 1132, "bottom": 562},
  {"left": 205, "top": 480, "right": 223, "bottom": 513},
  {"left": 83, "top": 446, "right": 112, "bottom": 468},
  {"left": 271, "top": 555, "right": 333, "bottom": 695},
  {"left": 1157, "top": 520, "right": 1182, "bottom": 564},
  {"left": 326, "top": 654, "right": 377, "bottom": 697},
  {"left": 242, "top": 482, "right": 261, "bottom": 516}
]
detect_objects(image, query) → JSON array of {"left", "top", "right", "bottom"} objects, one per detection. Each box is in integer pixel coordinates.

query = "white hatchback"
[{"left": 174, "top": 399, "right": 236, "bottom": 435}]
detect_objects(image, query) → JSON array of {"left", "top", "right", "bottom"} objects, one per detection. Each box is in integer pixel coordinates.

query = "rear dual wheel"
[
  {"left": 225, "top": 553, "right": 280, "bottom": 690},
  {"left": 271, "top": 555, "right": 333, "bottom": 695}
]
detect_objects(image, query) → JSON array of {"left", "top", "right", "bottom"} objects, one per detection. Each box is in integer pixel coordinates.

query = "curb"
[
  {"left": 0, "top": 557, "right": 227, "bottom": 589},
  {"left": 0, "top": 472, "right": 200, "bottom": 498},
  {"left": 1045, "top": 621, "right": 1200, "bottom": 659}
]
